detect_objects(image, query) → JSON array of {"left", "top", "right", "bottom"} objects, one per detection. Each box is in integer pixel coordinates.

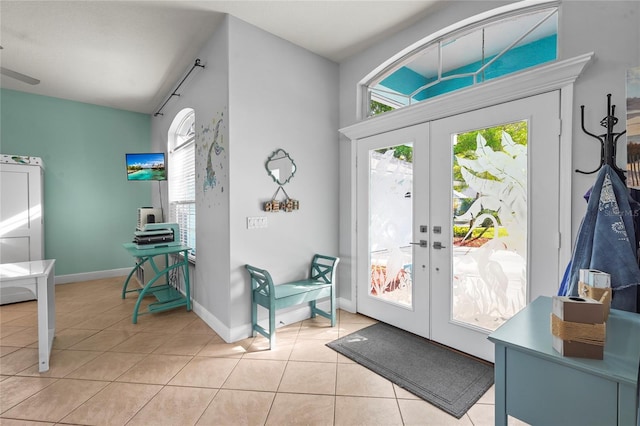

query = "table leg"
[
  {"left": 122, "top": 258, "right": 146, "bottom": 299},
  {"left": 494, "top": 344, "right": 507, "bottom": 426},
  {"left": 132, "top": 273, "right": 160, "bottom": 324},
  {"left": 36, "top": 267, "right": 55, "bottom": 372},
  {"left": 164, "top": 253, "right": 170, "bottom": 289}
]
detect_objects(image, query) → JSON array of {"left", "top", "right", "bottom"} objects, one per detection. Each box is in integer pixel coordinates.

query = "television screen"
[{"left": 125, "top": 153, "right": 167, "bottom": 181}]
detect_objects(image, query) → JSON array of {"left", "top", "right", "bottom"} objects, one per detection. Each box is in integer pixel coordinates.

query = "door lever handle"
[
  {"left": 432, "top": 241, "right": 446, "bottom": 249},
  {"left": 409, "top": 240, "right": 428, "bottom": 248}
]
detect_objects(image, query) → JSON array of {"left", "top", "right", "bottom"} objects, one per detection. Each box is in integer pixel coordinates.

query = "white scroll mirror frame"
[{"left": 266, "top": 148, "right": 297, "bottom": 185}]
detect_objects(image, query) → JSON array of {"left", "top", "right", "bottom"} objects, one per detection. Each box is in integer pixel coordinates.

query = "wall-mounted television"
[{"left": 125, "top": 153, "right": 167, "bottom": 181}]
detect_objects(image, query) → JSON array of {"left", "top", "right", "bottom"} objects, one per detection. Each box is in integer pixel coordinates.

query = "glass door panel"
[
  {"left": 369, "top": 145, "right": 413, "bottom": 308},
  {"left": 357, "top": 123, "right": 429, "bottom": 338},
  {"left": 452, "top": 121, "right": 528, "bottom": 331}
]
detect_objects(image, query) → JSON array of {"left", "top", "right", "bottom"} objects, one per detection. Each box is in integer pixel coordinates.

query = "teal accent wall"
[{"left": 1, "top": 89, "right": 152, "bottom": 275}]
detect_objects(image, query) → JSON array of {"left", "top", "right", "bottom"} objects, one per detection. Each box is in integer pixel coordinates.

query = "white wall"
[
  {"left": 152, "top": 15, "right": 339, "bottom": 341},
  {"left": 227, "top": 16, "right": 339, "bottom": 334},
  {"left": 560, "top": 0, "right": 640, "bottom": 242},
  {"left": 150, "top": 18, "right": 232, "bottom": 337},
  {"left": 337, "top": 0, "right": 640, "bottom": 304}
]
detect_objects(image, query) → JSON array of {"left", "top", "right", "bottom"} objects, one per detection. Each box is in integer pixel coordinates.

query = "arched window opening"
[
  {"left": 366, "top": 3, "right": 558, "bottom": 117},
  {"left": 168, "top": 108, "right": 196, "bottom": 261}
]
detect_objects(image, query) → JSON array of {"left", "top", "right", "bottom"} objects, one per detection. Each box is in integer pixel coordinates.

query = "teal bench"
[{"left": 245, "top": 254, "right": 339, "bottom": 349}]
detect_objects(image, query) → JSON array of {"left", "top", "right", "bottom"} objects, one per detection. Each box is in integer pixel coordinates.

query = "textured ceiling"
[{"left": 0, "top": 1, "right": 439, "bottom": 113}]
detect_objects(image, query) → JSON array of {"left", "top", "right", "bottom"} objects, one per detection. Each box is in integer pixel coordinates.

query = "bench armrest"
[{"left": 245, "top": 264, "right": 275, "bottom": 297}]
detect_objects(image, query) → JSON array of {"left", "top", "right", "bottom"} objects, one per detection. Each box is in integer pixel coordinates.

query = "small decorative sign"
[{"left": 263, "top": 187, "right": 299, "bottom": 213}]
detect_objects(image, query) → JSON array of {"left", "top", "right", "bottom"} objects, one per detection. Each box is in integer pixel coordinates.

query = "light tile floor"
[{"left": 0, "top": 276, "right": 505, "bottom": 425}]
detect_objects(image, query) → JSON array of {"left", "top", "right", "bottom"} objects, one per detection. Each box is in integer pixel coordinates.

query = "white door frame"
[{"left": 340, "top": 54, "right": 592, "bottom": 317}]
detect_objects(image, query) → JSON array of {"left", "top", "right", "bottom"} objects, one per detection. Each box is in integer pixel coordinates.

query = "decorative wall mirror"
[{"left": 266, "top": 149, "right": 296, "bottom": 185}]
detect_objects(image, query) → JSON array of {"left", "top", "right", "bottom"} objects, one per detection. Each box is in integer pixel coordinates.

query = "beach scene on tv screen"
[{"left": 126, "top": 153, "right": 166, "bottom": 180}]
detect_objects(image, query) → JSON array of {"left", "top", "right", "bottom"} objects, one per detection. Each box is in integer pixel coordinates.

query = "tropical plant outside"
[
  {"left": 452, "top": 122, "right": 529, "bottom": 331},
  {"left": 370, "top": 100, "right": 394, "bottom": 116}
]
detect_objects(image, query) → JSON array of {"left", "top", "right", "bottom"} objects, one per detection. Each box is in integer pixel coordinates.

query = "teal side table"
[
  {"left": 489, "top": 296, "right": 640, "bottom": 426},
  {"left": 122, "top": 243, "right": 192, "bottom": 323}
]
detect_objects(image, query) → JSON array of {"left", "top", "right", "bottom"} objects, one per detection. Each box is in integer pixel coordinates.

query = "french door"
[
  {"left": 429, "top": 92, "right": 561, "bottom": 361},
  {"left": 356, "top": 123, "right": 430, "bottom": 338},
  {"left": 357, "top": 92, "right": 562, "bottom": 361}
]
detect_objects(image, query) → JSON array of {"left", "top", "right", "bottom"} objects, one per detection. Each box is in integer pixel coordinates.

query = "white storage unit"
[{"left": 0, "top": 156, "right": 45, "bottom": 304}]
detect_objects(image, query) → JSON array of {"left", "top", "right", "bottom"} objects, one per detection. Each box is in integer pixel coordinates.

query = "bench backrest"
[{"left": 310, "top": 254, "right": 339, "bottom": 284}]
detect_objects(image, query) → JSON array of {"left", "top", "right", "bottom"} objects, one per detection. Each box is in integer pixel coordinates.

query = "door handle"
[
  {"left": 410, "top": 240, "right": 428, "bottom": 248},
  {"left": 432, "top": 241, "right": 446, "bottom": 249}
]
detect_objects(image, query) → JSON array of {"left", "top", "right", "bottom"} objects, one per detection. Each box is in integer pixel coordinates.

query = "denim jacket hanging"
[{"left": 563, "top": 165, "right": 639, "bottom": 312}]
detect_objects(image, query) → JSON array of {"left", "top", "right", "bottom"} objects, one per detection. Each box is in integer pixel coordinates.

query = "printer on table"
[{"left": 133, "top": 223, "right": 181, "bottom": 249}]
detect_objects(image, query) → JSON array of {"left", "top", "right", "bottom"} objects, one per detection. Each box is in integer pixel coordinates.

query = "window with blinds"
[{"left": 168, "top": 109, "right": 196, "bottom": 261}]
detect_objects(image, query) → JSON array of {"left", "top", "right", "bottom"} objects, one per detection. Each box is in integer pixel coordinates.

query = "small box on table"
[
  {"left": 579, "top": 269, "right": 611, "bottom": 288},
  {"left": 578, "top": 269, "right": 611, "bottom": 320},
  {"left": 551, "top": 296, "right": 606, "bottom": 359}
]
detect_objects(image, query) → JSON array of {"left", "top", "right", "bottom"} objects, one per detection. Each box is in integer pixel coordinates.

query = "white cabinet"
[{"left": 0, "top": 158, "right": 44, "bottom": 304}]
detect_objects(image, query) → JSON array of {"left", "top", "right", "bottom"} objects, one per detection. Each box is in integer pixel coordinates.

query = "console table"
[
  {"left": 489, "top": 296, "right": 640, "bottom": 426},
  {"left": 121, "top": 243, "right": 191, "bottom": 323},
  {"left": 0, "top": 260, "right": 56, "bottom": 372}
]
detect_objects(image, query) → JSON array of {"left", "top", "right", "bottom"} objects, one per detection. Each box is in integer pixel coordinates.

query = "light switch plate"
[{"left": 247, "top": 216, "right": 268, "bottom": 229}]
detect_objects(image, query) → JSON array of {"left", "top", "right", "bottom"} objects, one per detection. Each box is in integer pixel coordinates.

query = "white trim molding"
[
  {"left": 55, "top": 267, "right": 132, "bottom": 284},
  {"left": 341, "top": 53, "right": 594, "bottom": 141}
]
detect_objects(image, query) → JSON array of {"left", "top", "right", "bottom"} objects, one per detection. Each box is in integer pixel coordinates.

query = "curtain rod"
[{"left": 154, "top": 59, "right": 205, "bottom": 117}]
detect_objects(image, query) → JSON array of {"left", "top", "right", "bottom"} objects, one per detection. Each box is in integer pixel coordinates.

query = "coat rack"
[
  {"left": 575, "top": 94, "right": 627, "bottom": 182},
  {"left": 154, "top": 59, "right": 205, "bottom": 117}
]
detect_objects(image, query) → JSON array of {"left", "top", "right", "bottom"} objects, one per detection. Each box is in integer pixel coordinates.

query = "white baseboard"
[
  {"left": 337, "top": 296, "right": 356, "bottom": 313},
  {"left": 192, "top": 299, "right": 337, "bottom": 344},
  {"left": 190, "top": 299, "right": 235, "bottom": 343},
  {"left": 55, "top": 268, "right": 131, "bottom": 284}
]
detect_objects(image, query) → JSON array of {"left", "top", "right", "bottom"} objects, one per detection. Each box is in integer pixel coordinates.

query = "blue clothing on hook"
[{"left": 561, "top": 165, "right": 639, "bottom": 312}]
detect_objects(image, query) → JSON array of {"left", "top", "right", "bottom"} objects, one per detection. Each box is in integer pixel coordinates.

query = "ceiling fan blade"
[{"left": 1, "top": 67, "right": 40, "bottom": 85}]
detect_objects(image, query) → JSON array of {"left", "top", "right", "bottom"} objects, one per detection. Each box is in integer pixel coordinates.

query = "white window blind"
[{"left": 168, "top": 110, "right": 196, "bottom": 261}]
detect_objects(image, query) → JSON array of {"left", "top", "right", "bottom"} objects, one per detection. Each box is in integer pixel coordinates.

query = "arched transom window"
[{"left": 366, "top": 2, "right": 558, "bottom": 117}]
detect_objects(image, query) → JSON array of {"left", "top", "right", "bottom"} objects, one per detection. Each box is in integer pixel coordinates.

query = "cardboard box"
[
  {"left": 552, "top": 335, "right": 604, "bottom": 359},
  {"left": 578, "top": 282, "right": 611, "bottom": 321},
  {"left": 552, "top": 296, "right": 604, "bottom": 324},
  {"left": 551, "top": 295, "right": 606, "bottom": 359},
  {"left": 579, "top": 269, "right": 611, "bottom": 289}
]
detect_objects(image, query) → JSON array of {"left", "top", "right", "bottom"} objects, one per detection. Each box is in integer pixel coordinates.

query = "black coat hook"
[{"left": 575, "top": 94, "right": 627, "bottom": 182}]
